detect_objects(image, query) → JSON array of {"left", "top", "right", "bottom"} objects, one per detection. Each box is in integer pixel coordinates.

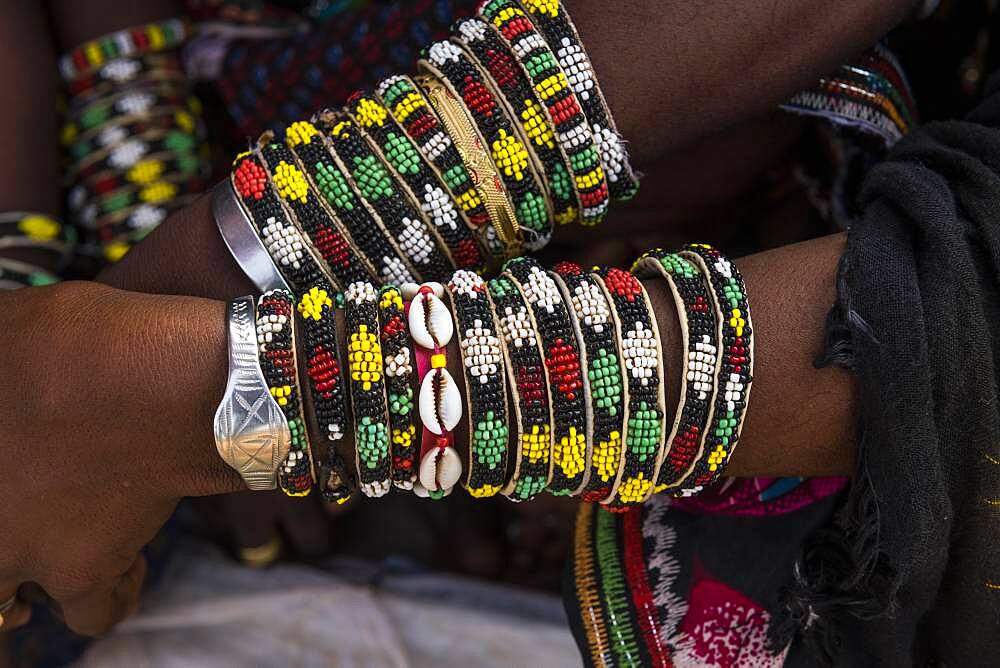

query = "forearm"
[{"left": 570, "top": 0, "right": 915, "bottom": 164}]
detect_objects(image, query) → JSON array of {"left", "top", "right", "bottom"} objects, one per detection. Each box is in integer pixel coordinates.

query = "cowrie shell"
[
  {"left": 418, "top": 445, "right": 462, "bottom": 492},
  {"left": 412, "top": 481, "right": 454, "bottom": 498},
  {"left": 419, "top": 368, "right": 462, "bottom": 435},
  {"left": 409, "top": 291, "right": 454, "bottom": 349}
]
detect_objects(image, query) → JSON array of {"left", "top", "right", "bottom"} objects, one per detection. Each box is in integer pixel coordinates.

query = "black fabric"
[{"left": 800, "top": 75, "right": 1000, "bottom": 664}]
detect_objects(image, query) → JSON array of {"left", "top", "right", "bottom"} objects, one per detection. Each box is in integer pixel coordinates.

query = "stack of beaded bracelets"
[
  {"left": 59, "top": 18, "right": 209, "bottom": 263},
  {"left": 213, "top": 249, "right": 752, "bottom": 506},
  {"left": 226, "top": 0, "right": 640, "bottom": 280}
]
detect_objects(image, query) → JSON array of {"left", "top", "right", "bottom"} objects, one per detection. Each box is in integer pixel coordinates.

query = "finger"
[
  {"left": 0, "top": 586, "right": 31, "bottom": 632},
  {"left": 221, "top": 491, "right": 283, "bottom": 567},
  {"left": 59, "top": 555, "right": 147, "bottom": 637}
]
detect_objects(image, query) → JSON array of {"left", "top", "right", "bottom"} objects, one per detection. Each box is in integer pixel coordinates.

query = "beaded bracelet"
[
  {"left": 489, "top": 273, "right": 553, "bottom": 501},
  {"left": 59, "top": 18, "right": 189, "bottom": 82},
  {"left": 447, "top": 270, "right": 510, "bottom": 498},
  {"left": 68, "top": 126, "right": 201, "bottom": 183},
  {"left": 478, "top": 0, "right": 610, "bottom": 225},
  {"left": 87, "top": 194, "right": 198, "bottom": 245},
  {"left": 295, "top": 283, "right": 356, "bottom": 503},
  {"left": 64, "top": 110, "right": 202, "bottom": 163},
  {"left": 344, "top": 281, "right": 393, "bottom": 497},
  {"left": 379, "top": 285, "right": 419, "bottom": 490},
  {"left": 504, "top": 257, "right": 587, "bottom": 496},
  {"left": 72, "top": 150, "right": 204, "bottom": 193},
  {"left": 66, "top": 85, "right": 192, "bottom": 137},
  {"left": 316, "top": 112, "right": 453, "bottom": 283},
  {"left": 258, "top": 139, "right": 371, "bottom": 290},
  {"left": 0, "top": 257, "right": 59, "bottom": 290},
  {"left": 518, "top": 0, "right": 640, "bottom": 202},
  {"left": 284, "top": 120, "right": 414, "bottom": 286},
  {"left": 232, "top": 151, "right": 328, "bottom": 292},
  {"left": 453, "top": 17, "right": 580, "bottom": 227},
  {"left": 552, "top": 261, "right": 624, "bottom": 502},
  {"left": 407, "top": 282, "right": 464, "bottom": 498},
  {"left": 631, "top": 249, "right": 720, "bottom": 493},
  {"left": 592, "top": 267, "right": 666, "bottom": 510},
  {"left": 66, "top": 52, "right": 187, "bottom": 100},
  {"left": 420, "top": 41, "right": 553, "bottom": 249},
  {"left": 417, "top": 74, "right": 523, "bottom": 258},
  {"left": 0, "top": 213, "right": 76, "bottom": 262},
  {"left": 256, "top": 289, "right": 315, "bottom": 496},
  {"left": 71, "top": 174, "right": 206, "bottom": 227},
  {"left": 376, "top": 75, "right": 504, "bottom": 260},
  {"left": 347, "top": 92, "right": 487, "bottom": 273},
  {"left": 671, "top": 244, "right": 753, "bottom": 494}
]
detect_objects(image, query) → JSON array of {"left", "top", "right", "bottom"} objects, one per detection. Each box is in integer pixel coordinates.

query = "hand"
[{"left": 0, "top": 281, "right": 242, "bottom": 635}]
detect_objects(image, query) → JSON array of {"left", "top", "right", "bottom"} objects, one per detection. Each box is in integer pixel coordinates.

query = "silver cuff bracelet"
[
  {"left": 213, "top": 295, "right": 291, "bottom": 490},
  {"left": 212, "top": 180, "right": 291, "bottom": 293}
]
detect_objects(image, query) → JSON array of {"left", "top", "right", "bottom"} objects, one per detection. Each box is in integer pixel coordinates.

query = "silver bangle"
[
  {"left": 213, "top": 296, "right": 291, "bottom": 490},
  {"left": 212, "top": 180, "right": 291, "bottom": 293}
]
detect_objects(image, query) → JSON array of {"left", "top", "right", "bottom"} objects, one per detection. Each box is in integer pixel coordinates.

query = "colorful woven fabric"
[{"left": 215, "top": 0, "right": 468, "bottom": 139}]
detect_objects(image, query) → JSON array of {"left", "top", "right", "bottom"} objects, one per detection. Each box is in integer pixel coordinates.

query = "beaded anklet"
[
  {"left": 376, "top": 75, "right": 504, "bottom": 261},
  {"left": 489, "top": 274, "right": 553, "bottom": 501},
  {"left": 407, "top": 282, "right": 464, "bottom": 498},
  {"left": 673, "top": 244, "right": 753, "bottom": 494},
  {"left": 478, "top": 0, "right": 610, "bottom": 225},
  {"left": 504, "top": 257, "right": 587, "bottom": 495},
  {"left": 256, "top": 289, "right": 315, "bottom": 496},
  {"left": 347, "top": 92, "right": 487, "bottom": 273},
  {"left": 284, "top": 120, "right": 414, "bottom": 286},
  {"left": 379, "top": 285, "right": 419, "bottom": 490},
  {"left": 448, "top": 270, "right": 510, "bottom": 498},
  {"left": 631, "top": 249, "right": 719, "bottom": 493},
  {"left": 316, "top": 112, "right": 452, "bottom": 282},
  {"left": 296, "top": 284, "right": 354, "bottom": 503},
  {"left": 592, "top": 267, "right": 666, "bottom": 510},
  {"left": 59, "top": 18, "right": 189, "bottom": 82},
  {"left": 454, "top": 17, "right": 580, "bottom": 227},
  {"left": 519, "top": 0, "right": 641, "bottom": 201},
  {"left": 420, "top": 40, "right": 552, "bottom": 250},
  {"left": 345, "top": 281, "right": 392, "bottom": 498},
  {"left": 552, "top": 261, "right": 623, "bottom": 502},
  {"left": 417, "top": 73, "right": 523, "bottom": 258},
  {"left": 258, "top": 140, "right": 370, "bottom": 290},
  {"left": 232, "top": 152, "right": 328, "bottom": 292}
]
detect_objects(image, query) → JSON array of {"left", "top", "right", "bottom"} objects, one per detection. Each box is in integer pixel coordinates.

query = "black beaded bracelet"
[
  {"left": 232, "top": 152, "right": 328, "bottom": 293},
  {"left": 295, "top": 283, "right": 354, "bottom": 504},
  {"left": 448, "top": 270, "right": 510, "bottom": 498},
  {"left": 453, "top": 17, "right": 580, "bottom": 227},
  {"left": 518, "top": 0, "right": 641, "bottom": 202},
  {"left": 258, "top": 139, "right": 371, "bottom": 290},
  {"left": 504, "top": 257, "right": 587, "bottom": 496},
  {"left": 344, "top": 280, "right": 393, "bottom": 497},
  {"left": 347, "top": 92, "right": 487, "bottom": 273},
  {"left": 552, "top": 261, "right": 624, "bottom": 502},
  {"left": 376, "top": 75, "right": 500, "bottom": 251},
  {"left": 285, "top": 120, "right": 414, "bottom": 286},
  {"left": 632, "top": 249, "right": 719, "bottom": 493},
  {"left": 419, "top": 41, "right": 552, "bottom": 250},
  {"left": 489, "top": 273, "right": 553, "bottom": 501},
  {"left": 592, "top": 267, "right": 666, "bottom": 510},
  {"left": 0, "top": 213, "right": 76, "bottom": 264},
  {"left": 315, "top": 111, "right": 453, "bottom": 283},
  {"left": 673, "top": 244, "right": 753, "bottom": 495},
  {"left": 256, "top": 289, "right": 315, "bottom": 496},
  {"left": 378, "top": 285, "right": 419, "bottom": 490},
  {"left": 477, "top": 0, "right": 609, "bottom": 226}
]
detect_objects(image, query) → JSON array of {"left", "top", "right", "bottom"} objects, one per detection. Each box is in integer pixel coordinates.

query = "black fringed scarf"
[{"left": 795, "top": 75, "right": 1000, "bottom": 664}]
